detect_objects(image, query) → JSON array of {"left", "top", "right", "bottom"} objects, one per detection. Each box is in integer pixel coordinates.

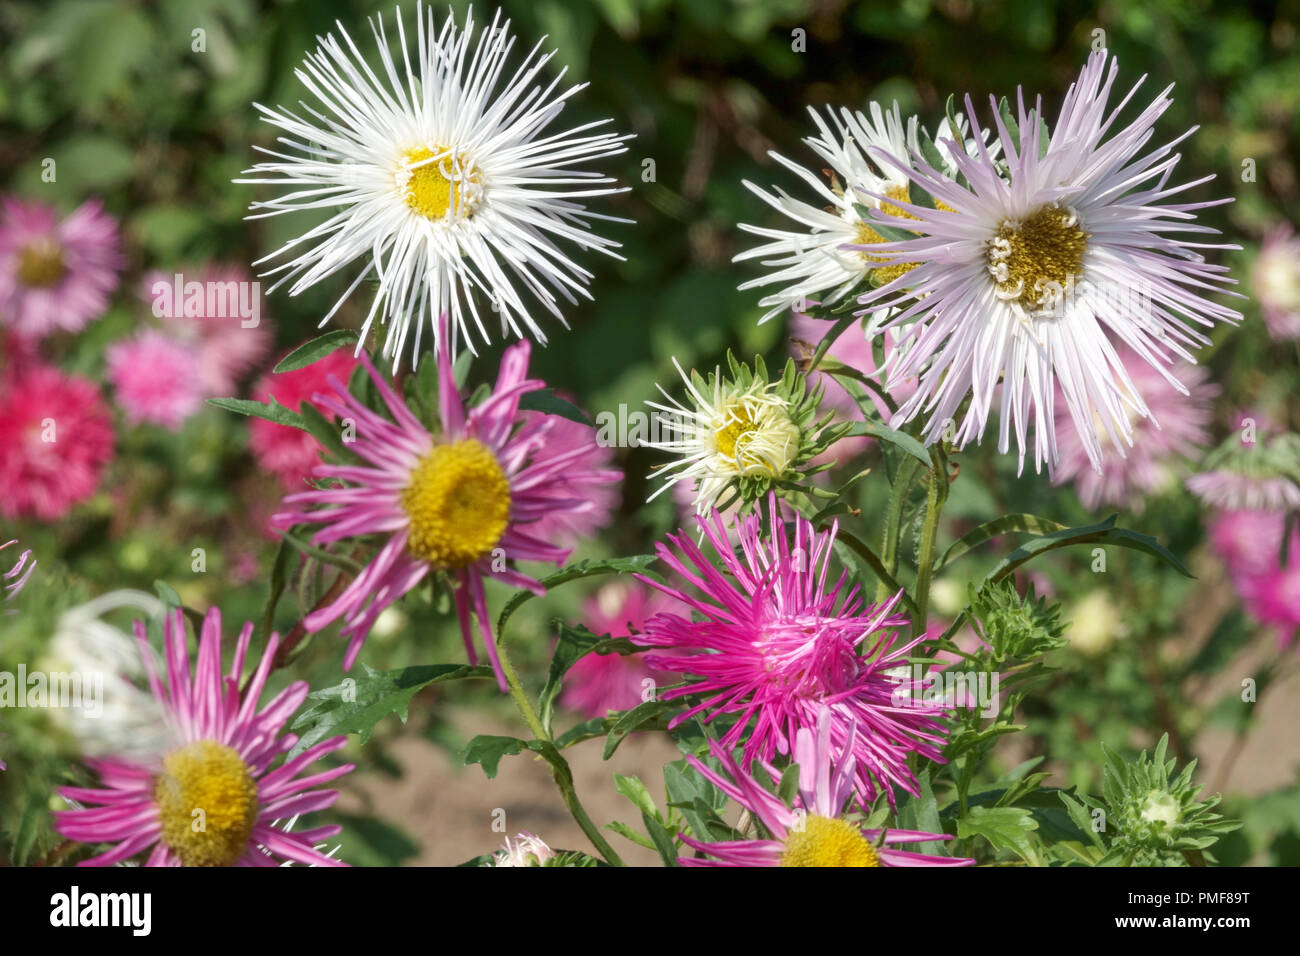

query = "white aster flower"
[
  {"left": 238, "top": 3, "right": 631, "bottom": 368},
  {"left": 855, "top": 51, "right": 1241, "bottom": 473},
  {"left": 734, "top": 102, "right": 918, "bottom": 323},
  {"left": 492, "top": 831, "right": 555, "bottom": 867},
  {"left": 41, "top": 590, "right": 168, "bottom": 758},
  {"left": 646, "top": 358, "right": 802, "bottom": 515}
]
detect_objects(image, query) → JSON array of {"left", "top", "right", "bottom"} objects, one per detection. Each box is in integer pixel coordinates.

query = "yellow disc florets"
[
  {"left": 780, "top": 814, "right": 881, "bottom": 867},
  {"left": 397, "top": 145, "right": 483, "bottom": 221},
  {"left": 854, "top": 183, "right": 954, "bottom": 286},
  {"left": 986, "top": 203, "right": 1089, "bottom": 313},
  {"left": 400, "top": 438, "right": 511, "bottom": 567},
  {"left": 712, "top": 395, "right": 799, "bottom": 478},
  {"left": 17, "top": 237, "right": 67, "bottom": 288},
  {"left": 154, "top": 740, "right": 259, "bottom": 867}
]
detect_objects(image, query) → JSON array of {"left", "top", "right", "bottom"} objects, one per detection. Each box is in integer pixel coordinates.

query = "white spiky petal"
[{"left": 238, "top": 3, "right": 631, "bottom": 368}]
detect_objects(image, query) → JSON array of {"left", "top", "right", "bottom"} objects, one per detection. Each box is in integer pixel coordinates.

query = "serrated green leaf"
[
  {"left": 207, "top": 396, "right": 312, "bottom": 433},
  {"left": 289, "top": 663, "right": 494, "bottom": 757},
  {"left": 496, "top": 554, "right": 660, "bottom": 637},
  {"left": 956, "top": 805, "right": 1039, "bottom": 860},
  {"left": 603, "top": 699, "right": 676, "bottom": 759}
]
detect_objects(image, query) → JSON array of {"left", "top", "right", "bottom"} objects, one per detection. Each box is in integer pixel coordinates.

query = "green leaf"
[
  {"left": 603, "top": 699, "right": 677, "bottom": 759},
  {"left": 605, "top": 820, "right": 657, "bottom": 850},
  {"left": 538, "top": 624, "right": 642, "bottom": 736},
  {"left": 331, "top": 812, "right": 419, "bottom": 866},
  {"left": 496, "top": 554, "right": 660, "bottom": 637},
  {"left": 935, "top": 514, "right": 1068, "bottom": 571},
  {"left": 273, "top": 330, "right": 361, "bottom": 373},
  {"left": 462, "top": 734, "right": 543, "bottom": 779},
  {"left": 614, "top": 773, "right": 660, "bottom": 819},
  {"left": 831, "top": 529, "right": 918, "bottom": 614},
  {"left": 518, "top": 388, "right": 593, "bottom": 425},
  {"left": 258, "top": 537, "right": 293, "bottom": 641},
  {"left": 839, "top": 419, "right": 931, "bottom": 466},
  {"left": 153, "top": 580, "right": 204, "bottom": 633},
  {"left": 981, "top": 515, "right": 1193, "bottom": 585},
  {"left": 643, "top": 812, "right": 680, "bottom": 866},
  {"left": 289, "top": 663, "right": 495, "bottom": 757},
  {"left": 956, "top": 805, "right": 1039, "bottom": 860},
  {"left": 207, "top": 396, "right": 312, "bottom": 433}
]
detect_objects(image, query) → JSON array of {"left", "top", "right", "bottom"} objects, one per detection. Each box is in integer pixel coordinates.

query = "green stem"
[
  {"left": 495, "top": 635, "right": 626, "bottom": 866},
  {"left": 877, "top": 457, "right": 920, "bottom": 603},
  {"left": 913, "top": 449, "right": 949, "bottom": 638}
]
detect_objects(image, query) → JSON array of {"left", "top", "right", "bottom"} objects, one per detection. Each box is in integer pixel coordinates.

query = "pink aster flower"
[
  {"left": 142, "top": 263, "right": 272, "bottom": 396},
  {"left": 0, "top": 363, "right": 115, "bottom": 521},
  {"left": 560, "top": 580, "right": 679, "bottom": 718},
  {"left": 53, "top": 607, "right": 353, "bottom": 866},
  {"left": 854, "top": 51, "right": 1239, "bottom": 472},
  {"left": 680, "top": 705, "right": 972, "bottom": 867},
  {"left": 634, "top": 494, "right": 949, "bottom": 806},
  {"left": 517, "top": 400, "right": 621, "bottom": 547},
  {"left": 1052, "top": 345, "right": 1217, "bottom": 510},
  {"left": 1209, "top": 509, "right": 1300, "bottom": 646},
  {"left": 0, "top": 197, "right": 121, "bottom": 339},
  {"left": 250, "top": 348, "right": 361, "bottom": 488},
  {"left": 106, "top": 330, "right": 206, "bottom": 430},
  {"left": 274, "top": 336, "right": 618, "bottom": 690},
  {"left": 1254, "top": 224, "right": 1300, "bottom": 341}
]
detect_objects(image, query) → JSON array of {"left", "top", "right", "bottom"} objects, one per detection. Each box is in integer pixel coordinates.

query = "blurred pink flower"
[
  {"left": 141, "top": 263, "right": 271, "bottom": 395},
  {"left": 1052, "top": 346, "right": 1217, "bottom": 511},
  {"left": 249, "top": 349, "right": 360, "bottom": 489},
  {"left": 106, "top": 330, "right": 205, "bottom": 430},
  {"left": 0, "top": 197, "right": 121, "bottom": 339},
  {"left": 1209, "top": 509, "right": 1300, "bottom": 649},
  {"left": 517, "top": 401, "right": 621, "bottom": 547},
  {"left": 0, "top": 363, "right": 114, "bottom": 521},
  {"left": 560, "top": 580, "right": 679, "bottom": 718},
  {"left": 1254, "top": 225, "right": 1300, "bottom": 341}
]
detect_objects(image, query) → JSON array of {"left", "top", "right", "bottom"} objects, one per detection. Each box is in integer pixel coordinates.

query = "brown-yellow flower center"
[
  {"left": 854, "top": 184, "right": 953, "bottom": 285},
  {"left": 17, "top": 237, "right": 67, "bottom": 288},
  {"left": 400, "top": 438, "right": 511, "bottom": 567},
  {"left": 780, "top": 814, "right": 881, "bottom": 867},
  {"left": 153, "top": 740, "right": 259, "bottom": 867},
  {"left": 986, "top": 203, "right": 1089, "bottom": 312},
  {"left": 398, "top": 145, "right": 483, "bottom": 220}
]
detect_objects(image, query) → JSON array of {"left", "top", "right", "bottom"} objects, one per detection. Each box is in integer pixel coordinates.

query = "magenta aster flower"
[
  {"left": 560, "top": 580, "right": 679, "bottom": 718},
  {"left": 854, "top": 51, "right": 1239, "bottom": 472},
  {"left": 0, "top": 363, "right": 115, "bottom": 521},
  {"left": 0, "top": 197, "right": 121, "bottom": 339},
  {"left": 680, "top": 706, "right": 971, "bottom": 867},
  {"left": 53, "top": 607, "right": 353, "bottom": 866},
  {"left": 106, "top": 330, "right": 205, "bottom": 430},
  {"left": 635, "top": 494, "right": 948, "bottom": 806},
  {"left": 274, "top": 338, "right": 617, "bottom": 690},
  {"left": 1209, "top": 509, "right": 1300, "bottom": 647},
  {"left": 250, "top": 348, "right": 360, "bottom": 489},
  {"left": 1052, "top": 345, "right": 1217, "bottom": 510},
  {"left": 142, "top": 263, "right": 272, "bottom": 396},
  {"left": 1254, "top": 224, "right": 1300, "bottom": 341}
]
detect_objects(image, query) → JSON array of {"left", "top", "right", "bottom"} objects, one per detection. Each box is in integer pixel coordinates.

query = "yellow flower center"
[
  {"left": 986, "top": 203, "right": 1089, "bottom": 313},
  {"left": 780, "top": 814, "right": 881, "bottom": 867},
  {"left": 17, "top": 237, "right": 67, "bottom": 288},
  {"left": 712, "top": 400, "right": 798, "bottom": 477},
  {"left": 400, "top": 438, "right": 511, "bottom": 567},
  {"left": 398, "top": 145, "right": 483, "bottom": 221},
  {"left": 153, "top": 740, "right": 259, "bottom": 867},
  {"left": 854, "top": 184, "right": 954, "bottom": 285}
]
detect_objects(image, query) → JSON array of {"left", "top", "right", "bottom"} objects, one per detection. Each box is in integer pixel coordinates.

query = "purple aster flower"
[
  {"left": 634, "top": 494, "right": 948, "bottom": 806},
  {"left": 853, "top": 51, "right": 1239, "bottom": 472},
  {"left": 0, "top": 197, "right": 121, "bottom": 339},
  {"left": 679, "top": 705, "right": 972, "bottom": 866}
]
